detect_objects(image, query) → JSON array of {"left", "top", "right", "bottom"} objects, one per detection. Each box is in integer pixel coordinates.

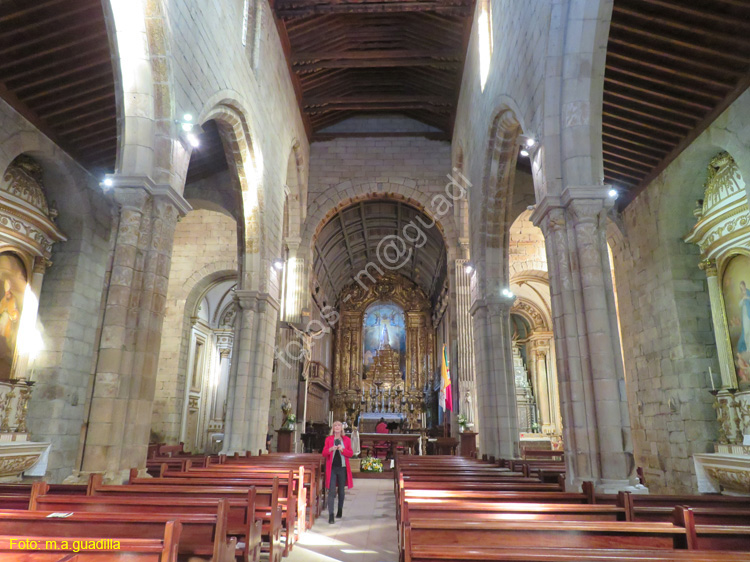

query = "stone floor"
[{"left": 286, "top": 479, "right": 398, "bottom": 562}]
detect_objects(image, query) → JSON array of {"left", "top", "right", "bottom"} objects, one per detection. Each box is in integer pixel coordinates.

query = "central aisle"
[{"left": 286, "top": 479, "right": 398, "bottom": 562}]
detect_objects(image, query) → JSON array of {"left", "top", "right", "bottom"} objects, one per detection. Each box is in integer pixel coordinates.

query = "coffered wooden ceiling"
[
  {"left": 604, "top": 0, "right": 750, "bottom": 205},
  {"left": 272, "top": 0, "right": 475, "bottom": 138},
  {"left": 0, "top": 0, "right": 117, "bottom": 174}
]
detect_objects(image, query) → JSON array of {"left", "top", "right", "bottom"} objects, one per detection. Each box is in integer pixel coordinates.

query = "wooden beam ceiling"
[
  {"left": 273, "top": 0, "right": 475, "bottom": 135},
  {"left": 0, "top": 0, "right": 117, "bottom": 174},
  {"left": 604, "top": 0, "right": 750, "bottom": 206}
]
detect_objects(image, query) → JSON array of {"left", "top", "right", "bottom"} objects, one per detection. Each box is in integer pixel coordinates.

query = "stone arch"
[
  {"left": 512, "top": 297, "right": 550, "bottom": 332},
  {"left": 473, "top": 107, "right": 522, "bottom": 300},
  {"left": 300, "top": 177, "right": 461, "bottom": 263},
  {"left": 200, "top": 100, "right": 266, "bottom": 291}
]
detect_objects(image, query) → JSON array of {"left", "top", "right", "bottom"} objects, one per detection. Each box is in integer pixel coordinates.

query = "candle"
[{"left": 709, "top": 366, "right": 715, "bottom": 391}]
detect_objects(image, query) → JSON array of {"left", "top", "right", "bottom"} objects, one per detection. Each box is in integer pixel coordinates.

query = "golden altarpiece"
[
  {"left": 330, "top": 272, "right": 435, "bottom": 430},
  {"left": 0, "top": 156, "right": 66, "bottom": 480},
  {"left": 685, "top": 152, "right": 750, "bottom": 495}
]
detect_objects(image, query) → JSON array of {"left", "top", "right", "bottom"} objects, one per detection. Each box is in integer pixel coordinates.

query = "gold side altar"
[{"left": 331, "top": 272, "right": 434, "bottom": 429}]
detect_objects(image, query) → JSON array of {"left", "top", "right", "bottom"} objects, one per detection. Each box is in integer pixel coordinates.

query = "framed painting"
[
  {"left": 0, "top": 252, "right": 27, "bottom": 381},
  {"left": 722, "top": 253, "right": 750, "bottom": 388},
  {"left": 362, "top": 301, "right": 406, "bottom": 378}
]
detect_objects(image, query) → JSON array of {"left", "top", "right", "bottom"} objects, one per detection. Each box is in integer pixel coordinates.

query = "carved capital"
[{"left": 699, "top": 258, "right": 718, "bottom": 277}]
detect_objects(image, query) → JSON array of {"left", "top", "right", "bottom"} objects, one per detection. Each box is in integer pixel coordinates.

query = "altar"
[{"left": 359, "top": 412, "right": 403, "bottom": 433}]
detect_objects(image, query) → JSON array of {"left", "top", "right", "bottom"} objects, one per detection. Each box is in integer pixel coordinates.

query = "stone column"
[
  {"left": 700, "top": 259, "right": 738, "bottom": 389},
  {"left": 80, "top": 186, "right": 183, "bottom": 482},
  {"left": 532, "top": 189, "right": 636, "bottom": 492},
  {"left": 222, "top": 290, "right": 279, "bottom": 455},
  {"left": 470, "top": 298, "right": 518, "bottom": 459},
  {"left": 456, "top": 258, "right": 478, "bottom": 430}
]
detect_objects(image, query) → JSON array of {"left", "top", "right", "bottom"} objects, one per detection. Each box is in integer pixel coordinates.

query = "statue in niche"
[{"left": 723, "top": 256, "right": 750, "bottom": 387}]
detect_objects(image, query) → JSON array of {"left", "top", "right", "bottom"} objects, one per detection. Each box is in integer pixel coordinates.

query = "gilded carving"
[
  {"left": 705, "top": 466, "right": 750, "bottom": 494},
  {"left": 702, "top": 152, "right": 743, "bottom": 215}
]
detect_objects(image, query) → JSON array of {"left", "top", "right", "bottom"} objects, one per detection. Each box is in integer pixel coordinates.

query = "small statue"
[{"left": 280, "top": 395, "right": 296, "bottom": 431}]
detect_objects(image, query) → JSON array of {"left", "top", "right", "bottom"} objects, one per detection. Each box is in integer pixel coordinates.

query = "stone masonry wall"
[
  {"left": 608, "top": 89, "right": 750, "bottom": 493},
  {"left": 151, "top": 208, "right": 238, "bottom": 443},
  {"left": 0, "top": 99, "right": 113, "bottom": 483}
]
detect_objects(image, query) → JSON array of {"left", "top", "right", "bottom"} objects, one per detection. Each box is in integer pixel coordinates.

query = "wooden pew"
[
  {"left": 88, "top": 477, "right": 283, "bottom": 562},
  {"left": 30, "top": 493, "right": 261, "bottom": 562},
  {"left": 158, "top": 465, "right": 310, "bottom": 533},
  {"left": 124, "top": 472, "right": 298, "bottom": 553},
  {"left": 0, "top": 512, "right": 182, "bottom": 562}
]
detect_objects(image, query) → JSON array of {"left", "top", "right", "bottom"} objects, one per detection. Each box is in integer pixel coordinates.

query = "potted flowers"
[
  {"left": 457, "top": 413, "right": 472, "bottom": 433},
  {"left": 360, "top": 457, "right": 384, "bottom": 473}
]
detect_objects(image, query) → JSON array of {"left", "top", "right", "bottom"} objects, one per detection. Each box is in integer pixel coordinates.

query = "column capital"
[
  {"left": 285, "top": 237, "right": 302, "bottom": 255},
  {"left": 234, "top": 289, "right": 280, "bottom": 313},
  {"left": 699, "top": 258, "right": 718, "bottom": 277},
  {"left": 470, "top": 296, "right": 514, "bottom": 317},
  {"left": 104, "top": 175, "right": 192, "bottom": 217},
  {"left": 530, "top": 186, "right": 614, "bottom": 227}
]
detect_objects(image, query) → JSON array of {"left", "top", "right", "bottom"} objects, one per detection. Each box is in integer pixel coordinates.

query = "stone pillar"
[
  {"left": 80, "top": 185, "right": 183, "bottom": 482},
  {"left": 222, "top": 290, "right": 279, "bottom": 455},
  {"left": 532, "top": 189, "right": 637, "bottom": 492},
  {"left": 700, "top": 259, "right": 738, "bottom": 389},
  {"left": 456, "top": 258, "right": 478, "bottom": 430},
  {"left": 470, "top": 298, "right": 518, "bottom": 459}
]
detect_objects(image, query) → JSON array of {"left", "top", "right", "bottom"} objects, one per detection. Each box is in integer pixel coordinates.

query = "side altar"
[{"left": 685, "top": 152, "right": 750, "bottom": 495}]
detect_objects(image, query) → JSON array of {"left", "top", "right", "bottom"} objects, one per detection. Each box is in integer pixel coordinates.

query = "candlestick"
[{"left": 709, "top": 366, "right": 716, "bottom": 391}]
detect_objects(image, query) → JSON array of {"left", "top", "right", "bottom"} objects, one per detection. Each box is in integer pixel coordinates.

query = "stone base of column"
[
  {"left": 569, "top": 477, "right": 649, "bottom": 494},
  {"left": 62, "top": 468, "right": 141, "bottom": 485}
]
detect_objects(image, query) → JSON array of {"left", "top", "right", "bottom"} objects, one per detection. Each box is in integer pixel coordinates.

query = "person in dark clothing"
[{"left": 322, "top": 420, "right": 354, "bottom": 524}]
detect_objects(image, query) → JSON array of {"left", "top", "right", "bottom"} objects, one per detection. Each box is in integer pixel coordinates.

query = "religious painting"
[
  {"left": 722, "top": 254, "right": 750, "bottom": 388},
  {"left": 0, "top": 253, "right": 26, "bottom": 381},
  {"left": 362, "top": 301, "right": 406, "bottom": 381}
]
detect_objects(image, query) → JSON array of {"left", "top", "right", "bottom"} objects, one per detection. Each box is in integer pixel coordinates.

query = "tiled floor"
[{"left": 286, "top": 479, "right": 398, "bottom": 562}]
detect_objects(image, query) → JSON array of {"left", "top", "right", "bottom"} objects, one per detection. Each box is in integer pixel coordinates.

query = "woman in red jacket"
[{"left": 322, "top": 420, "right": 354, "bottom": 524}]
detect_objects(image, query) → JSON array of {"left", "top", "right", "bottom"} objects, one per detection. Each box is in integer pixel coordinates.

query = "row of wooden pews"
[
  {"left": 0, "top": 450, "right": 322, "bottom": 562},
  {"left": 395, "top": 455, "right": 750, "bottom": 562}
]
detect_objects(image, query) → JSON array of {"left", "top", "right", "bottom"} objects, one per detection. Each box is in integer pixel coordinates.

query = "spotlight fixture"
[
  {"left": 520, "top": 149, "right": 529, "bottom": 158},
  {"left": 608, "top": 188, "right": 618, "bottom": 199},
  {"left": 102, "top": 178, "right": 113, "bottom": 187},
  {"left": 187, "top": 133, "right": 200, "bottom": 148},
  {"left": 464, "top": 263, "right": 475, "bottom": 274},
  {"left": 501, "top": 288, "right": 515, "bottom": 299},
  {"left": 177, "top": 113, "right": 195, "bottom": 132},
  {"left": 525, "top": 138, "right": 536, "bottom": 147},
  {"left": 272, "top": 258, "right": 284, "bottom": 271}
]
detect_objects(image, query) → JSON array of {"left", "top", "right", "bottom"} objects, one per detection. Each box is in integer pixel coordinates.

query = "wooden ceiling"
[
  {"left": 0, "top": 0, "right": 117, "bottom": 174},
  {"left": 273, "top": 0, "right": 475, "bottom": 137},
  {"left": 314, "top": 199, "right": 447, "bottom": 301},
  {"left": 604, "top": 0, "right": 750, "bottom": 205}
]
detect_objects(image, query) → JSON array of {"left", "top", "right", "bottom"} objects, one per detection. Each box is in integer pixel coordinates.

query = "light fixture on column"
[
  {"left": 177, "top": 113, "right": 200, "bottom": 148},
  {"left": 272, "top": 258, "right": 285, "bottom": 271},
  {"left": 520, "top": 149, "right": 530, "bottom": 157},
  {"left": 464, "top": 262, "right": 475, "bottom": 274},
  {"left": 525, "top": 137, "right": 536, "bottom": 148},
  {"left": 608, "top": 188, "right": 618, "bottom": 199},
  {"left": 101, "top": 177, "right": 113, "bottom": 188},
  {"left": 186, "top": 133, "right": 200, "bottom": 148},
  {"left": 501, "top": 287, "right": 515, "bottom": 299}
]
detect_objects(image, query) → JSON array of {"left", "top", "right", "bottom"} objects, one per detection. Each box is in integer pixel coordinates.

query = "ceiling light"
[
  {"left": 520, "top": 149, "right": 529, "bottom": 157},
  {"left": 272, "top": 259, "right": 284, "bottom": 271},
  {"left": 464, "top": 263, "right": 474, "bottom": 274},
  {"left": 525, "top": 138, "right": 536, "bottom": 147},
  {"left": 187, "top": 133, "right": 200, "bottom": 148}
]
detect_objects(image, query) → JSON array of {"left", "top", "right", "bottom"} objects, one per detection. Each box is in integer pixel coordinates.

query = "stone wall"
[
  {"left": 0, "top": 99, "right": 113, "bottom": 483},
  {"left": 609, "top": 89, "right": 750, "bottom": 493},
  {"left": 151, "top": 208, "right": 238, "bottom": 443}
]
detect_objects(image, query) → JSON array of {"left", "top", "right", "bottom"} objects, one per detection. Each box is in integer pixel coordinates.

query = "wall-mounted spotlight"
[
  {"left": 102, "top": 177, "right": 113, "bottom": 188},
  {"left": 464, "top": 262, "right": 475, "bottom": 274},
  {"left": 272, "top": 258, "right": 285, "bottom": 271},
  {"left": 186, "top": 133, "right": 200, "bottom": 148},
  {"left": 525, "top": 137, "right": 536, "bottom": 148},
  {"left": 520, "top": 149, "right": 530, "bottom": 157},
  {"left": 608, "top": 188, "right": 618, "bottom": 199},
  {"left": 177, "top": 114, "right": 194, "bottom": 132},
  {"left": 501, "top": 287, "right": 515, "bottom": 299}
]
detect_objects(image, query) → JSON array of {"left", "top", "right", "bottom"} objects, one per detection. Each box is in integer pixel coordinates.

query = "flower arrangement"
[
  {"left": 456, "top": 413, "right": 473, "bottom": 432},
  {"left": 360, "top": 457, "right": 384, "bottom": 473},
  {"left": 281, "top": 413, "right": 296, "bottom": 431}
]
